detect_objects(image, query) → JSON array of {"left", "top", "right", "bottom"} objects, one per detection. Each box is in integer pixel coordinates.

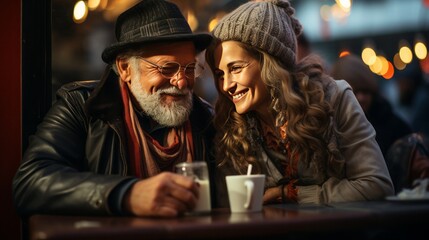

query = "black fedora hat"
[{"left": 101, "top": 0, "right": 213, "bottom": 63}]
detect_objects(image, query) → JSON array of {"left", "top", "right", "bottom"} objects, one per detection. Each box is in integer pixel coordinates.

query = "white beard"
[{"left": 128, "top": 59, "right": 193, "bottom": 127}]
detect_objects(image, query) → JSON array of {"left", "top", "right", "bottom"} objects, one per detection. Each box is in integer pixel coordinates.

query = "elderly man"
[{"left": 13, "top": 0, "right": 215, "bottom": 218}]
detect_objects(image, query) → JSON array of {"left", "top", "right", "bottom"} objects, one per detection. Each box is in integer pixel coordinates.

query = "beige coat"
[
  {"left": 216, "top": 80, "right": 394, "bottom": 207},
  {"left": 297, "top": 80, "right": 394, "bottom": 203}
]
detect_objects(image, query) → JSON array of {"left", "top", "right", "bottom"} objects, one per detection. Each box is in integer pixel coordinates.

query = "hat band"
[{"left": 120, "top": 18, "right": 192, "bottom": 42}]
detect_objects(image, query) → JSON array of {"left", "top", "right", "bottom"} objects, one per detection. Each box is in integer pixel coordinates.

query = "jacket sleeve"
[
  {"left": 12, "top": 86, "right": 135, "bottom": 216},
  {"left": 297, "top": 80, "right": 395, "bottom": 203}
]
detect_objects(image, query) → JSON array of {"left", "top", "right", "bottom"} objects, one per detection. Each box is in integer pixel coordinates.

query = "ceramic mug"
[{"left": 226, "top": 174, "right": 265, "bottom": 213}]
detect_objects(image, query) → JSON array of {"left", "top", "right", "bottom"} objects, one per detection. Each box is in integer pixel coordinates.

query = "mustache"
[{"left": 157, "top": 86, "right": 191, "bottom": 96}]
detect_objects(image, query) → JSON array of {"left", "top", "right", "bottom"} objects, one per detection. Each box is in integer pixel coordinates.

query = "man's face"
[{"left": 118, "top": 41, "right": 198, "bottom": 126}]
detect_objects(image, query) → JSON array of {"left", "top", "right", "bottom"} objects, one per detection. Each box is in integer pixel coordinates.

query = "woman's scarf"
[{"left": 259, "top": 120, "right": 298, "bottom": 202}]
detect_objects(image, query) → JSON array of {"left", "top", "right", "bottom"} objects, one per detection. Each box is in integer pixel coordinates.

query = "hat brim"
[{"left": 102, "top": 33, "right": 213, "bottom": 63}]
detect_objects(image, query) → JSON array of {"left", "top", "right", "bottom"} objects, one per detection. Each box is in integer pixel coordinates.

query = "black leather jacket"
[{"left": 13, "top": 69, "right": 216, "bottom": 216}]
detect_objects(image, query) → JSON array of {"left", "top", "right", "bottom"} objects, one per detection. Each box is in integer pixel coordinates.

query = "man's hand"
[{"left": 123, "top": 172, "right": 199, "bottom": 217}]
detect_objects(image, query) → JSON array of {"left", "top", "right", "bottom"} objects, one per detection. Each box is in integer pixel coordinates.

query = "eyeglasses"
[{"left": 138, "top": 57, "right": 204, "bottom": 79}]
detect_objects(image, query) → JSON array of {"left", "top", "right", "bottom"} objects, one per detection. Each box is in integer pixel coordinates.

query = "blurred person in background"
[
  {"left": 206, "top": 0, "right": 393, "bottom": 207},
  {"left": 411, "top": 82, "right": 429, "bottom": 137},
  {"left": 392, "top": 62, "right": 429, "bottom": 137},
  {"left": 330, "top": 54, "right": 412, "bottom": 157},
  {"left": 297, "top": 32, "right": 330, "bottom": 72}
]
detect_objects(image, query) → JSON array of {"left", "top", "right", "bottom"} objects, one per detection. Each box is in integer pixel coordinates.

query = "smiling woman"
[
  {"left": 205, "top": 0, "right": 394, "bottom": 208},
  {"left": 213, "top": 41, "right": 270, "bottom": 116}
]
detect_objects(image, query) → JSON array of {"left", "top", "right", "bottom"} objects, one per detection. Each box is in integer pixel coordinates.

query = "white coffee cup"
[
  {"left": 226, "top": 174, "right": 265, "bottom": 213},
  {"left": 175, "top": 162, "right": 211, "bottom": 214}
]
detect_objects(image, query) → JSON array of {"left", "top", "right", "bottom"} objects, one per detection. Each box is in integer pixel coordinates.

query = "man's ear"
[{"left": 116, "top": 58, "right": 132, "bottom": 83}]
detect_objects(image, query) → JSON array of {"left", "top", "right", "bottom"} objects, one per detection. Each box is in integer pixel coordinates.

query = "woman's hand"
[{"left": 263, "top": 186, "right": 283, "bottom": 204}]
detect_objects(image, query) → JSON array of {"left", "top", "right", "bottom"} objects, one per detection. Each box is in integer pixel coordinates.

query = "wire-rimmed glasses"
[{"left": 138, "top": 57, "right": 204, "bottom": 79}]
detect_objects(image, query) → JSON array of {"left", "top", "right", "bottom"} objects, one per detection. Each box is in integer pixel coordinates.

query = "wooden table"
[{"left": 28, "top": 201, "right": 429, "bottom": 240}]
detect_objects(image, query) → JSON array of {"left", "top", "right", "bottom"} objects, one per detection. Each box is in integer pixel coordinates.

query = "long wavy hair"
[{"left": 206, "top": 39, "right": 343, "bottom": 176}]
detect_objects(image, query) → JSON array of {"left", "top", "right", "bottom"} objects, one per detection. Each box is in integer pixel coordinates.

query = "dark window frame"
[{"left": 22, "top": 0, "right": 52, "bottom": 152}]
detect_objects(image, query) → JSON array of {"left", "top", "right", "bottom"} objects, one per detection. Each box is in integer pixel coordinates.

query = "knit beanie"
[{"left": 212, "top": 0, "right": 303, "bottom": 68}]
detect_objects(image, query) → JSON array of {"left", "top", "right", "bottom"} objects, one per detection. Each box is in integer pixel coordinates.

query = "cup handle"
[{"left": 244, "top": 180, "right": 254, "bottom": 209}]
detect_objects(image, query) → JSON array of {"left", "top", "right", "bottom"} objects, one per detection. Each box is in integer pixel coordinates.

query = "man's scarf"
[{"left": 120, "top": 81, "right": 194, "bottom": 178}]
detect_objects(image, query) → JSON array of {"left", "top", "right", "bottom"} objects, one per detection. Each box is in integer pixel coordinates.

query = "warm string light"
[
  {"left": 73, "top": 0, "right": 103, "bottom": 24},
  {"left": 187, "top": 10, "right": 198, "bottom": 32},
  {"left": 317, "top": 0, "right": 428, "bottom": 76},
  {"left": 360, "top": 46, "right": 395, "bottom": 80},
  {"left": 393, "top": 53, "right": 407, "bottom": 70},
  {"left": 320, "top": 0, "right": 352, "bottom": 23},
  {"left": 415, "top": 35, "right": 428, "bottom": 60},
  {"left": 73, "top": 1, "right": 88, "bottom": 24},
  {"left": 72, "top": 0, "right": 198, "bottom": 31},
  {"left": 357, "top": 36, "right": 428, "bottom": 80},
  {"left": 70, "top": 0, "right": 428, "bottom": 77},
  {"left": 87, "top": 0, "right": 101, "bottom": 10},
  {"left": 73, "top": 0, "right": 137, "bottom": 23}
]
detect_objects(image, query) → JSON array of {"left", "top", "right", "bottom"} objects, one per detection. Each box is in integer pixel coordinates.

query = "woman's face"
[{"left": 212, "top": 41, "right": 270, "bottom": 115}]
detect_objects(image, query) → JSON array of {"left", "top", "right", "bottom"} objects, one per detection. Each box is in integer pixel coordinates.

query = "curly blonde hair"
[{"left": 206, "top": 39, "right": 343, "bottom": 176}]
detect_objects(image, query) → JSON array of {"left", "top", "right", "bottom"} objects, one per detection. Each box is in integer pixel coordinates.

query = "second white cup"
[{"left": 226, "top": 174, "right": 265, "bottom": 213}]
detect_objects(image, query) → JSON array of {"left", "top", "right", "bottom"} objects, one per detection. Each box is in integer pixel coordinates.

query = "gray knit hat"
[{"left": 212, "top": 0, "right": 303, "bottom": 68}]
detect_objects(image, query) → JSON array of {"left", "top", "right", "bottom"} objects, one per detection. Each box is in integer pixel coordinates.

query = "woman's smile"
[{"left": 231, "top": 89, "right": 249, "bottom": 102}]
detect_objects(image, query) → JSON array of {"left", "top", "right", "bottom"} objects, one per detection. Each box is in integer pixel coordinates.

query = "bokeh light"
[
  {"left": 415, "top": 42, "right": 428, "bottom": 60},
  {"left": 87, "top": 0, "right": 101, "bottom": 10},
  {"left": 377, "top": 56, "right": 389, "bottom": 76},
  {"left": 361, "top": 47, "right": 377, "bottom": 66},
  {"left": 399, "top": 45, "right": 413, "bottom": 64},
  {"left": 73, "top": 1, "right": 88, "bottom": 24},
  {"left": 187, "top": 11, "right": 198, "bottom": 31},
  {"left": 339, "top": 51, "right": 350, "bottom": 57},
  {"left": 393, "top": 53, "right": 407, "bottom": 70},
  {"left": 320, "top": 5, "right": 331, "bottom": 21},
  {"left": 382, "top": 61, "right": 395, "bottom": 79},
  {"left": 369, "top": 56, "right": 382, "bottom": 74}
]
